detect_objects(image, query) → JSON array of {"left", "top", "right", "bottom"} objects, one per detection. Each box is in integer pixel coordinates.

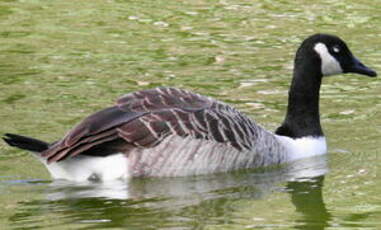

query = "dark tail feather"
[{"left": 2, "top": 133, "right": 49, "bottom": 152}]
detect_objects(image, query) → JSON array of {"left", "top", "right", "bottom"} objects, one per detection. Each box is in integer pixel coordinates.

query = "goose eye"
[{"left": 332, "top": 46, "right": 340, "bottom": 54}]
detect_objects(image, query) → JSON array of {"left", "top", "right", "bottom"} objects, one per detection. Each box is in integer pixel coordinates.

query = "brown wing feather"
[{"left": 42, "top": 87, "right": 255, "bottom": 163}]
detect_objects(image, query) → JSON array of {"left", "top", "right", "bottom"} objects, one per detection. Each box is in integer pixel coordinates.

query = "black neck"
[{"left": 275, "top": 48, "right": 324, "bottom": 138}]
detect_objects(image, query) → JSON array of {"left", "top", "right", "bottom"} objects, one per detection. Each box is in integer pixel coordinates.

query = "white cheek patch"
[{"left": 314, "top": 43, "right": 343, "bottom": 76}]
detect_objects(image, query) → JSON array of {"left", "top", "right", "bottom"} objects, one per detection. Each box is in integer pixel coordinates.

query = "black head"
[{"left": 297, "top": 34, "right": 377, "bottom": 77}]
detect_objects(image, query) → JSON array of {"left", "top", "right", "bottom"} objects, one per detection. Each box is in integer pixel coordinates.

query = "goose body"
[{"left": 3, "top": 34, "right": 376, "bottom": 181}]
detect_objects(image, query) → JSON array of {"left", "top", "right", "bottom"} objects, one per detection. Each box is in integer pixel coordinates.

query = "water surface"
[{"left": 0, "top": 0, "right": 380, "bottom": 229}]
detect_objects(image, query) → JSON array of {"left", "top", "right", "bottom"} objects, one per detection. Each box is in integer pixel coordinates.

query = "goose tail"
[{"left": 2, "top": 133, "right": 49, "bottom": 153}]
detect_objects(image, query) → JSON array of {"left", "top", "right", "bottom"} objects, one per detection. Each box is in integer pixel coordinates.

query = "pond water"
[{"left": 0, "top": 0, "right": 380, "bottom": 229}]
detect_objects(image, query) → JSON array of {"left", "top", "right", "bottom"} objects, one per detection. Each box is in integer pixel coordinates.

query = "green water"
[{"left": 0, "top": 0, "right": 380, "bottom": 229}]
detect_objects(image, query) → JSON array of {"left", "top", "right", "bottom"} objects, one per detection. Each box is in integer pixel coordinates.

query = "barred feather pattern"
[
  {"left": 128, "top": 131, "right": 287, "bottom": 177},
  {"left": 41, "top": 87, "right": 288, "bottom": 177}
]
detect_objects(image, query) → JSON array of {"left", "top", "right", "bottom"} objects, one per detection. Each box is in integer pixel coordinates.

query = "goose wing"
[{"left": 42, "top": 87, "right": 257, "bottom": 163}]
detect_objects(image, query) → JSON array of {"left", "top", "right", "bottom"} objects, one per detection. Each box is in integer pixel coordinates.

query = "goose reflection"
[
  {"left": 288, "top": 175, "right": 331, "bottom": 230},
  {"left": 11, "top": 155, "right": 331, "bottom": 229}
]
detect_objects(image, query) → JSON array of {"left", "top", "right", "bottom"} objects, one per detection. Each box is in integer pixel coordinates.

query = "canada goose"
[{"left": 3, "top": 34, "right": 377, "bottom": 181}]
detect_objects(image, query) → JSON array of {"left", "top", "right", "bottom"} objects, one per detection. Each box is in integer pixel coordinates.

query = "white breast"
[{"left": 275, "top": 135, "right": 327, "bottom": 161}]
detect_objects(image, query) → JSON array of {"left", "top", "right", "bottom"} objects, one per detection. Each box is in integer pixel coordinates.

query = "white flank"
[
  {"left": 275, "top": 135, "right": 327, "bottom": 161},
  {"left": 36, "top": 153, "right": 129, "bottom": 182},
  {"left": 314, "top": 43, "right": 342, "bottom": 76}
]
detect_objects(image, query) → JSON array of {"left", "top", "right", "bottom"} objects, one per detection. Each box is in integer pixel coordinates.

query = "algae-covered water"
[{"left": 0, "top": 0, "right": 380, "bottom": 229}]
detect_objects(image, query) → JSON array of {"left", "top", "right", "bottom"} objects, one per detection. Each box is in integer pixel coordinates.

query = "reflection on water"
[
  {"left": 8, "top": 156, "right": 330, "bottom": 229},
  {"left": 288, "top": 176, "right": 330, "bottom": 230},
  {"left": 47, "top": 180, "right": 130, "bottom": 200}
]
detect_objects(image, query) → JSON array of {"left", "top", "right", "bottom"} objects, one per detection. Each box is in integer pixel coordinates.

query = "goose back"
[{"left": 41, "top": 87, "right": 287, "bottom": 176}]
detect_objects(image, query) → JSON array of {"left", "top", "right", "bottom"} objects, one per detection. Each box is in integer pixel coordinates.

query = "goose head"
[
  {"left": 295, "top": 34, "right": 377, "bottom": 78},
  {"left": 277, "top": 34, "right": 377, "bottom": 140}
]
